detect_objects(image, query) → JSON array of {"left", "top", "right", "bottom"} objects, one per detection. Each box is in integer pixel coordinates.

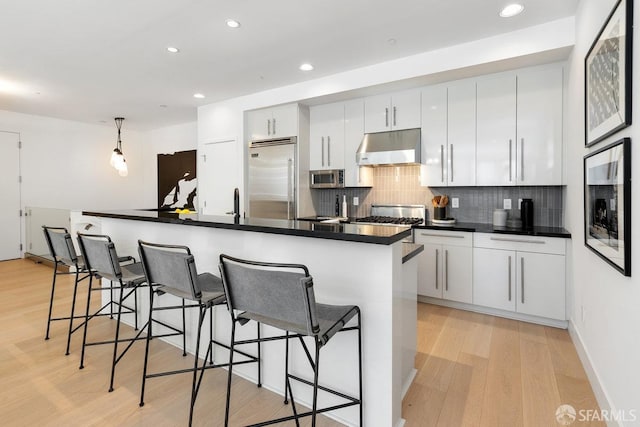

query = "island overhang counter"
[{"left": 80, "top": 210, "right": 418, "bottom": 427}]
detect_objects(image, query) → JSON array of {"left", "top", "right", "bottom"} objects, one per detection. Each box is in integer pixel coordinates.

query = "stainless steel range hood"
[{"left": 355, "top": 128, "right": 421, "bottom": 166}]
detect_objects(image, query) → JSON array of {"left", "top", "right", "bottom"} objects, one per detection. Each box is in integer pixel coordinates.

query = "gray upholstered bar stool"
[
  {"left": 76, "top": 232, "right": 147, "bottom": 392},
  {"left": 137, "top": 240, "right": 259, "bottom": 426},
  {"left": 219, "top": 254, "right": 363, "bottom": 427},
  {"left": 42, "top": 226, "right": 133, "bottom": 355}
]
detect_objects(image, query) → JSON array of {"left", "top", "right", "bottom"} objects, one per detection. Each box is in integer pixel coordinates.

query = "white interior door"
[
  {"left": 199, "top": 140, "right": 240, "bottom": 216},
  {"left": 0, "top": 132, "right": 21, "bottom": 260}
]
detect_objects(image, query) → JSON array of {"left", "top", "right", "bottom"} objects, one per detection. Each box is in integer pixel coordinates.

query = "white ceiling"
[{"left": 0, "top": 0, "right": 578, "bottom": 131}]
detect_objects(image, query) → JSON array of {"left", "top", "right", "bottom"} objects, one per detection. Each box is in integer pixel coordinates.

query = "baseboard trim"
[
  {"left": 567, "top": 320, "right": 621, "bottom": 427},
  {"left": 401, "top": 368, "right": 417, "bottom": 399},
  {"left": 417, "top": 296, "right": 568, "bottom": 329}
]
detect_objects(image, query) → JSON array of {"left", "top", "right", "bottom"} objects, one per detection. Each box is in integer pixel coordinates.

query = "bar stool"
[
  {"left": 42, "top": 226, "right": 134, "bottom": 355},
  {"left": 137, "top": 240, "right": 260, "bottom": 426},
  {"left": 76, "top": 232, "right": 147, "bottom": 392},
  {"left": 219, "top": 254, "right": 363, "bottom": 426}
]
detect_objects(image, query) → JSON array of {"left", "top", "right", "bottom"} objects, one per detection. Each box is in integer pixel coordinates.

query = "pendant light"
[{"left": 110, "top": 117, "right": 128, "bottom": 177}]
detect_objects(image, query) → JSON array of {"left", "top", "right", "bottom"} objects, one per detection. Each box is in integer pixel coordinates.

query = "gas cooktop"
[
  {"left": 355, "top": 216, "right": 423, "bottom": 226},
  {"left": 354, "top": 204, "right": 426, "bottom": 226}
]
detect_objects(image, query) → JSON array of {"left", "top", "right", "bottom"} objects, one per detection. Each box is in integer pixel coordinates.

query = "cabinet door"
[
  {"left": 416, "top": 242, "right": 443, "bottom": 298},
  {"left": 517, "top": 66, "right": 563, "bottom": 185},
  {"left": 442, "top": 245, "right": 472, "bottom": 303},
  {"left": 364, "top": 94, "right": 391, "bottom": 133},
  {"left": 516, "top": 252, "right": 566, "bottom": 320},
  {"left": 391, "top": 89, "right": 421, "bottom": 130},
  {"left": 421, "top": 85, "right": 448, "bottom": 186},
  {"left": 447, "top": 80, "right": 476, "bottom": 186},
  {"left": 199, "top": 140, "right": 240, "bottom": 216},
  {"left": 473, "top": 248, "right": 516, "bottom": 311},
  {"left": 476, "top": 74, "right": 516, "bottom": 186},
  {"left": 247, "top": 108, "right": 273, "bottom": 141},
  {"left": 310, "top": 103, "right": 344, "bottom": 170},
  {"left": 344, "top": 99, "right": 371, "bottom": 186},
  {"left": 270, "top": 104, "right": 298, "bottom": 138}
]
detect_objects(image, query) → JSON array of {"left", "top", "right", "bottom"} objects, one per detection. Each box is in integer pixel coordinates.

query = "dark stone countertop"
[
  {"left": 83, "top": 209, "right": 411, "bottom": 245},
  {"left": 413, "top": 221, "right": 571, "bottom": 238},
  {"left": 402, "top": 243, "right": 424, "bottom": 263}
]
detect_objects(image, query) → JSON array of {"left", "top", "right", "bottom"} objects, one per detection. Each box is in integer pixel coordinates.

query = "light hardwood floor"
[{"left": 1, "top": 259, "right": 602, "bottom": 426}]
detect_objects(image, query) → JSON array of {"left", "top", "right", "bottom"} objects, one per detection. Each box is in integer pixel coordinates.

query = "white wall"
[
  {"left": 0, "top": 109, "right": 145, "bottom": 211},
  {"left": 141, "top": 121, "right": 197, "bottom": 207},
  {"left": 566, "top": 1, "right": 640, "bottom": 424}
]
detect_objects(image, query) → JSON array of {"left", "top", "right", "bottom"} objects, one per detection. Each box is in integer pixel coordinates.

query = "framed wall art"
[
  {"left": 584, "top": 137, "right": 631, "bottom": 276},
  {"left": 158, "top": 149, "right": 197, "bottom": 210},
  {"left": 584, "top": 0, "right": 633, "bottom": 147}
]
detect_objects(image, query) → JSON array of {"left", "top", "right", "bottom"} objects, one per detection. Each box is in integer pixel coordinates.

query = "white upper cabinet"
[
  {"left": 310, "top": 102, "right": 345, "bottom": 170},
  {"left": 476, "top": 74, "right": 517, "bottom": 186},
  {"left": 344, "top": 99, "right": 372, "bottom": 187},
  {"left": 516, "top": 65, "right": 563, "bottom": 185},
  {"left": 247, "top": 103, "right": 298, "bottom": 141},
  {"left": 447, "top": 80, "right": 476, "bottom": 186},
  {"left": 364, "top": 89, "right": 421, "bottom": 133},
  {"left": 421, "top": 84, "right": 448, "bottom": 186},
  {"left": 421, "top": 81, "right": 476, "bottom": 187}
]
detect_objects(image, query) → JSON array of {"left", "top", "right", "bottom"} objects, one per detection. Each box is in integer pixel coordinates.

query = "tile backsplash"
[{"left": 310, "top": 165, "right": 564, "bottom": 227}]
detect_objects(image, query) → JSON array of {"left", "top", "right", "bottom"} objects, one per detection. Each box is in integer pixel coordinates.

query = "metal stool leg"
[
  {"left": 65, "top": 270, "right": 80, "bottom": 355},
  {"left": 79, "top": 275, "right": 93, "bottom": 369},
  {"left": 257, "top": 321, "right": 262, "bottom": 387},
  {"left": 108, "top": 283, "right": 125, "bottom": 392},
  {"left": 358, "top": 310, "right": 363, "bottom": 426},
  {"left": 45, "top": 261, "right": 59, "bottom": 340},
  {"left": 284, "top": 331, "right": 289, "bottom": 404},
  {"left": 139, "top": 287, "right": 156, "bottom": 407},
  {"left": 189, "top": 306, "right": 207, "bottom": 426},
  {"left": 224, "top": 321, "right": 237, "bottom": 427},
  {"left": 182, "top": 298, "right": 187, "bottom": 357},
  {"left": 311, "top": 338, "right": 321, "bottom": 427}
]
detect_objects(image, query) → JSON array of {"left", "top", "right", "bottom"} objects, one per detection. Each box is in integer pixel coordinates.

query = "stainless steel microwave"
[{"left": 309, "top": 169, "right": 345, "bottom": 188}]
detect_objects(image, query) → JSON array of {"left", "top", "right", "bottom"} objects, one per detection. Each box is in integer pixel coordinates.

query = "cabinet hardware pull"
[
  {"left": 450, "top": 145, "right": 454, "bottom": 182},
  {"left": 385, "top": 107, "right": 389, "bottom": 127},
  {"left": 327, "top": 136, "right": 331, "bottom": 167},
  {"left": 420, "top": 233, "right": 465, "bottom": 239},
  {"left": 520, "top": 138, "right": 524, "bottom": 181},
  {"left": 321, "top": 137, "right": 325, "bottom": 167},
  {"left": 435, "top": 249, "right": 439, "bottom": 290},
  {"left": 440, "top": 145, "right": 444, "bottom": 183},
  {"left": 508, "top": 255, "right": 512, "bottom": 301},
  {"left": 521, "top": 257, "right": 525, "bottom": 304},
  {"left": 490, "top": 237, "right": 545, "bottom": 244},
  {"left": 273, "top": 117, "right": 276, "bottom": 135},
  {"left": 267, "top": 119, "right": 271, "bottom": 136},
  {"left": 445, "top": 249, "right": 449, "bottom": 291},
  {"left": 509, "top": 139, "right": 513, "bottom": 181},
  {"left": 393, "top": 106, "right": 397, "bottom": 126}
]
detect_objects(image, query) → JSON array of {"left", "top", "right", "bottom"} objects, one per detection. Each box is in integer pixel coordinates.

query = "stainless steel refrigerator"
[{"left": 248, "top": 137, "right": 297, "bottom": 220}]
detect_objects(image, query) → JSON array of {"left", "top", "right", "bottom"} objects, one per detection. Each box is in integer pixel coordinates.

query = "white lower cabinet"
[
  {"left": 415, "top": 230, "right": 473, "bottom": 303},
  {"left": 472, "top": 233, "right": 566, "bottom": 321}
]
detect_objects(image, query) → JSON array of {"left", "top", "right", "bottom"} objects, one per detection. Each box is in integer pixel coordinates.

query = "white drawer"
[
  {"left": 473, "top": 232, "right": 566, "bottom": 255},
  {"left": 414, "top": 229, "right": 473, "bottom": 247}
]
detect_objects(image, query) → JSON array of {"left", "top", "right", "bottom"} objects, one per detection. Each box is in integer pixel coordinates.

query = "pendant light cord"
[{"left": 114, "top": 117, "right": 124, "bottom": 151}]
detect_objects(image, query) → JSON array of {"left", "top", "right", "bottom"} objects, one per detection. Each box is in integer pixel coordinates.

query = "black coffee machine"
[{"left": 521, "top": 198, "right": 534, "bottom": 229}]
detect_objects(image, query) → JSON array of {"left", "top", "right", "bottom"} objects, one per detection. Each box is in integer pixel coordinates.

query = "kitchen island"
[{"left": 80, "top": 209, "right": 419, "bottom": 427}]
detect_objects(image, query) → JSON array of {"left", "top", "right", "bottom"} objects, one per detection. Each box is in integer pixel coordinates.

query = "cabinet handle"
[
  {"left": 420, "top": 233, "right": 465, "bottom": 239},
  {"left": 445, "top": 249, "right": 449, "bottom": 291},
  {"left": 490, "top": 237, "right": 546, "bottom": 244},
  {"left": 327, "top": 136, "right": 331, "bottom": 167},
  {"left": 509, "top": 139, "right": 513, "bottom": 182},
  {"left": 321, "top": 137, "right": 325, "bottom": 167},
  {"left": 435, "top": 249, "right": 439, "bottom": 290},
  {"left": 273, "top": 117, "right": 277, "bottom": 135},
  {"left": 440, "top": 145, "right": 444, "bottom": 183},
  {"left": 508, "top": 255, "right": 512, "bottom": 301},
  {"left": 520, "top": 138, "right": 524, "bottom": 182},
  {"left": 267, "top": 119, "right": 271, "bottom": 136},
  {"left": 521, "top": 257, "right": 525, "bottom": 304},
  {"left": 450, "top": 145, "right": 454, "bottom": 183},
  {"left": 393, "top": 106, "right": 397, "bottom": 126},
  {"left": 385, "top": 107, "right": 389, "bottom": 127}
]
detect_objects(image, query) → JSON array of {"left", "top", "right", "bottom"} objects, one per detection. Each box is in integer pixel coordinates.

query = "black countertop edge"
[
  {"left": 82, "top": 210, "right": 411, "bottom": 245},
  {"left": 402, "top": 243, "right": 424, "bottom": 264},
  {"left": 413, "top": 221, "right": 571, "bottom": 238}
]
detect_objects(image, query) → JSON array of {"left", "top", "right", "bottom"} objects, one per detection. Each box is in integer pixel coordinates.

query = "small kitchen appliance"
[{"left": 521, "top": 198, "right": 534, "bottom": 229}]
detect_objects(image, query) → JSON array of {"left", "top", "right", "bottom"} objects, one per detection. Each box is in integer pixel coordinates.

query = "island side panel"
[{"left": 99, "top": 216, "right": 402, "bottom": 427}]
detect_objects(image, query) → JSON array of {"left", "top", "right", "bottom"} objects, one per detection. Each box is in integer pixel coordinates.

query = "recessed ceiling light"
[
  {"left": 167, "top": 47, "right": 180, "bottom": 53},
  {"left": 193, "top": 93, "right": 205, "bottom": 99},
  {"left": 387, "top": 38, "right": 397, "bottom": 45},
  {"left": 500, "top": 3, "right": 524, "bottom": 17},
  {"left": 159, "top": 104, "right": 168, "bottom": 108},
  {"left": 226, "top": 19, "right": 241, "bottom": 28},
  {"left": 299, "top": 63, "right": 314, "bottom": 71}
]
